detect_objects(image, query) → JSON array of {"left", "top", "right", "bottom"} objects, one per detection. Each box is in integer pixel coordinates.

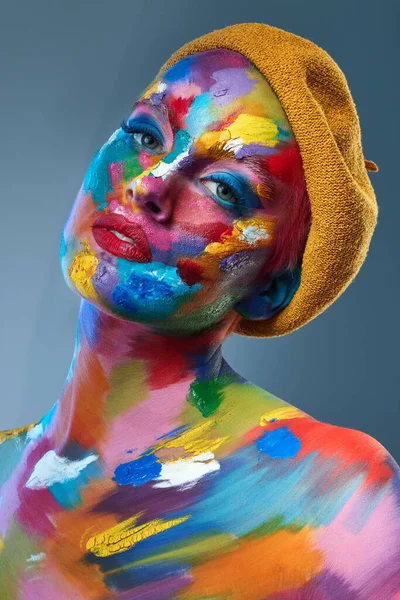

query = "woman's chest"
[{"left": 1, "top": 434, "right": 368, "bottom": 599}]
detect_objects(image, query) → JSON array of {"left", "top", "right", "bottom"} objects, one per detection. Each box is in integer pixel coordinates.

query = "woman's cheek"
[
  {"left": 65, "top": 139, "right": 149, "bottom": 244},
  {"left": 66, "top": 238, "right": 100, "bottom": 302},
  {"left": 81, "top": 131, "right": 146, "bottom": 210},
  {"left": 67, "top": 190, "right": 99, "bottom": 241},
  {"left": 170, "top": 177, "right": 230, "bottom": 225},
  {"left": 202, "top": 216, "right": 275, "bottom": 272},
  {"left": 177, "top": 216, "right": 276, "bottom": 288},
  {"left": 138, "top": 149, "right": 159, "bottom": 171}
]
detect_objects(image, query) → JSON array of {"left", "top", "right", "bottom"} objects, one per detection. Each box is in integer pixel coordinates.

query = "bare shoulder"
[
  {"left": 309, "top": 419, "right": 398, "bottom": 479},
  {"left": 264, "top": 412, "right": 399, "bottom": 480},
  {"left": 307, "top": 422, "right": 400, "bottom": 596},
  {"left": 253, "top": 414, "right": 400, "bottom": 596},
  {"left": 234, "top": 378, "right": 398, "bottom": 478}
]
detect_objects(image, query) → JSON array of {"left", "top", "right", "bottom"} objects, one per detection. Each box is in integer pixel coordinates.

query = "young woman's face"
[{"left": 60, "top": 49, "right": 296, "bottom": 334}]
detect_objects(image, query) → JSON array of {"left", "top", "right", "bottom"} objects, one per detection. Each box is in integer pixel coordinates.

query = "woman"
[{"left": 1, "top": 22, "right": 399, "bottom": 599}]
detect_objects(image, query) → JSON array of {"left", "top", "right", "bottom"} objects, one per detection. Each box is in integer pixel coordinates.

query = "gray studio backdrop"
[{"left": 1, "top": 0, "right": 399, "bottom": 461}]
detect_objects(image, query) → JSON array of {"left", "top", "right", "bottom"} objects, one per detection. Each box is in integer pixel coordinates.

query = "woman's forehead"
[
  {"left": 145, "top": 49, "right": 266, "bottom": 106},
  {"left": 158, "top": 49, "right": 254, "bottom": 89},
  {"left": 138, "top": 49, "right": 292, "bottom": 144}
]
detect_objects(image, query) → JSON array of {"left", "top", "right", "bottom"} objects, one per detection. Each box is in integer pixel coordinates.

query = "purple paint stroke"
[
  {"left": 100, "top": 572, "right": 193, "bottom": 600},
  {"left": 272, "top": 569, "right": 362, "bottom": 599},
  {"left": 92, "top": 257, "right": 121, "bottom": 306},
  {"left": 91, "top": 472, "right": 205, "bottom": 521},
  {"left": 310, "top": 570, "right": 363, "bottom": 599},
  {"left": 104, "top": 573, "right": 193, "bottom": 600},
  {"left": 150, "top": 92, "right": 166, "bottom": 107},
  {"left": 209, "top": 68, "right": 256, "bottom": 105},
  {"left": 235, "top": 143, "right": 279, "bottom": 159},
  {"left": 361, "top": 548, "right": 400, "bottom": 600},
  {"left": 219, "top": 251, "right": 257, "bottom": 273}
]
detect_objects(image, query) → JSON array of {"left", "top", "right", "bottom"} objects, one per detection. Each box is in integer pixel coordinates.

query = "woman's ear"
[{"left": 234, "top": 264, "right": 301, "bottom": 321}]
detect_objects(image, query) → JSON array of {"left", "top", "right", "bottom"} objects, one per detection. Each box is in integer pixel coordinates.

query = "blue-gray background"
[{"left": 1, "top": 0, "right": 398, "bottom": 461}]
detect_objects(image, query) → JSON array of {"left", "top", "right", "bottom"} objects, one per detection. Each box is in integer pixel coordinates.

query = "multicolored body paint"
[{"left": 1, "top": 49, "right": 399, "bottom": 599}]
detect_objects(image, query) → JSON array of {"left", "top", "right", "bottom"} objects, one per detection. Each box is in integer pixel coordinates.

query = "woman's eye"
[
  {"left": 120, "top": 120, "right": 164, "bottom": 152},
  {"left": 133, "top": 132, "right": 162, "bottom": 152},
  {"left": 202, "top": 180, "right": 237, "bottom": 205}
]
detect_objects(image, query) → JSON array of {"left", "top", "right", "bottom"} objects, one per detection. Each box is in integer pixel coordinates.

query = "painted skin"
[{"left": 0, "top": 49, "right": 399, "bottom": 599}]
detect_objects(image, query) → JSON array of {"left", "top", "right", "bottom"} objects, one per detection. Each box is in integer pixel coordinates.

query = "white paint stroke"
[
  {"left": 153, "top": 451, "right": 220, "bottom": 489},
  {"left": 27, "top": 552, "right": 46, "bottom": 563},
  {"left": 223, "top": 137, "right": 244, "bottom": 154},
  {"left": 25, "top": 450, "right": 99, "bottom": 490},
  {"left": 150, "top": 149, "right": 190, "bottom": 179},
  {"left": 26, "top": 422, "right": 43, "bottom": 441},
  {"left": 239, "top": 225, "right": 270, "bottom": 245}
]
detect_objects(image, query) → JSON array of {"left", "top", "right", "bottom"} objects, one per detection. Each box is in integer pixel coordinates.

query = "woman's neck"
[{"left": 48, "top": 300, "right": 240, "bottom": 452}]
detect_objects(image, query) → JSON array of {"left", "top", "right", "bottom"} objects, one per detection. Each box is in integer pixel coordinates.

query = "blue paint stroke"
[
  {"left": 113, "top": 454, "right": 162, "bottom": 487},
  {"left": 256, "top": 425, "right": 301, "bottom": 459}
]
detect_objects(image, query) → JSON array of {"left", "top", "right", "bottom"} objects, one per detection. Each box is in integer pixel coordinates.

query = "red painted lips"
[{"left": 92, "top": 213, "right": 152, "bottom": 263}]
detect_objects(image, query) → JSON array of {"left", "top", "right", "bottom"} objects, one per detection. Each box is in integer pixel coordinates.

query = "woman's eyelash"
[
  {"left": 120, "top": 118, "right": 134, "bottom": 134},
  {"left": 202, "top": 174, "right": 249, "bottom": 207},
  {"left": 120, "top": 118, "right": 163, "bottom": 145},
  {"left": 212, "top": 179, "right": 244, "bottom": 203},
  {"left": 120, "top": 118, "right": 148, "bottom": 135},
  {"left": 118, "top": 123, "right": 262, "bottom": 212},
  {"left": 201, "top": 172, "right": 265, "bottom": 214}
]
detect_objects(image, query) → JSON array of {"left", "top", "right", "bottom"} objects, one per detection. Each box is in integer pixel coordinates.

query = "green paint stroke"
[
  {"left": 123, "top": 154, "right": 143, "bottom": 182},
  {"left": 131, "top": 531, "right": 238, "bottom": 567},
  {"left": 245, "top": 514, "right": 304, "bottom": 541},
  {"left": 105, "top": 360, "right": 148, "bottom": 421},
  {"left": 188, "top": 374, "right": 236, "bottom": 418},
  {"left": 0, "top": 522, "right": 40, "bottom": 600}
]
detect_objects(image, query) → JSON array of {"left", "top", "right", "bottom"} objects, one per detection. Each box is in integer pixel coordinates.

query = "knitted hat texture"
[{"left": 156, "top": 22, "right": 379, "bottom": 337}]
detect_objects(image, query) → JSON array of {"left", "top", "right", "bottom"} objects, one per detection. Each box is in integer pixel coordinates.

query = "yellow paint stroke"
[
  {"left": 68, "top": 238, "right": 99, "bottom": 300},
  {"left": 0, "top": 535, "right": 4, "bottom": 555},
  {"left": 260, "top": 405, "right": 309, "bottom": 426},
  {"left": 196, "top": 128, "right": 231, "bottom": 151},
  {"left": 85, "top": 513, "right": 190, "bottom": 558},
  {"left": 132, "top": 162, "right": 160, "bottom": 193},
  {"left": 152, "top": 419, "right": 229, "bottom": 459},
  {"left": 204, "top": 217, "right": 275, "bottom": 260},
  {"left": 226, "top": 114, "right": 279, "bottom": 147},
  {"left": 197, "top": 114, "right": 279, "bottom": 152},
  {"left": 172, "top": 215, "right": 277, "bottom": 297},
  {"left": 141, "top": 80, "right": 159, "bottom": 98},
  {"left": 0, "top": 421, "right": 39, "bottom": 445}
]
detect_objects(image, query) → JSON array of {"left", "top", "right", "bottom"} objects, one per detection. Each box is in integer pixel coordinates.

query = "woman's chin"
[
  {"left": 61, "top": 258, "right": 237, "bottom": 334},
  {"left": 60, "top": 265, "right": 200, "bottom": 326},
  {"left": 60, "top": 232, "right": 218, "bottom": 328}
]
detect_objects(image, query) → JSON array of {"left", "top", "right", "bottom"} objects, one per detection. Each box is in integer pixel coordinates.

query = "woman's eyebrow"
[
  {"left": 194, "top": 142, "right": 275, "bottom": 201},
  {"left": 196, "top": 141, "right": 237, "bottom": 161}
]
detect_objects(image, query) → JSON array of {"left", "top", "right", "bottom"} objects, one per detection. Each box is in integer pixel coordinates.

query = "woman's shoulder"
[
  {"left": 241, "top": 379, "right": 398, "bottom": 469},
  {"left": 238, "top": 384, "right": 399, "bottom": 593},
  {"left": 234, "top": 379, "right": 399, "bottom": 497}
]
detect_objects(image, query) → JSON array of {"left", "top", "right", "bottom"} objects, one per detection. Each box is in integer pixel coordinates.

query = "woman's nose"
[{"left": 126, "top": 175, "right": 172, "bottom": 223}]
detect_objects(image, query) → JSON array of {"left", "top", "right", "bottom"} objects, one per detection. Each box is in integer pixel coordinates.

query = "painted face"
[{"left": 60, "top": 49, "right": 297, "bottom": 333}]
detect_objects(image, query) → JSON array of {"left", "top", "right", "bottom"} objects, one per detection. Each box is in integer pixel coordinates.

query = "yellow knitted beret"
[{"left": 156, "top": 22, "right": 379, "bottom": 338}]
